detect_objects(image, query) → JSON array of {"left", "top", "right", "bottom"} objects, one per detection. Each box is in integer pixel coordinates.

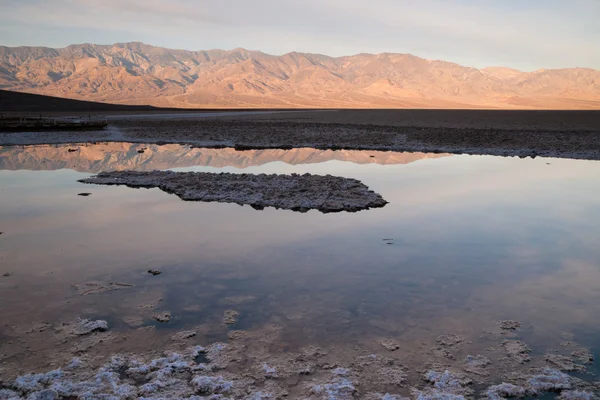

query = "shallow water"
[{"left": 1, "top": 142, "right": 600, "bottom": 384}]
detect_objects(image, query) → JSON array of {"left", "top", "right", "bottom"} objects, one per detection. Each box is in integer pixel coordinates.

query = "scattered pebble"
[
  {"left": 147, "top": 269, "right": 162, "bottom": 276},
  {"left": 500, "top": 320, "right": 521, "bottom": 331},
  {"left": 25, "top": 322, "right": 53, "bottom": 334},
  {"left": 2, "top": 272, "right": 10, "bottom": 277},
  {"left": 502, "top": 340, "right": 531, "bottom": 364},
  {"left": 464, "top": 355, "right": 491, "bottom": 375},
  {"left": 486, "top": 383, "right": 527, "bottom": 400},
  {"left": 223, "top": 310, "right": 239, "bottom": 325},
  {"left": 228, "top": 330, "right": 248, "bottom": 340},
  {"left": 436, "top": 334, "right": 464, "bottom": 347},
  {"left": 571, "top": 348, "right": 594, "bottom": 364},
  {"left": 527, "top": 367, "right": 571, "bottom": 393},
  {"left": 262, "top": 363, "right": 278, "bottom": 378},
  {"left": 77, "top": 192, "right": 91, "bottom": 196},
  {"left": 172, "top": 330, "right": 197, "bottom": 341},
  {"left": 379, "top": 339, "right": 400, "bottom": 351},
  {"left": 544, "top": 354, "right": 585, "bottom": 372},
  {"left": 152, "top": 312, "right": 171, "bottom": 323},
  {"left": 71, "top": 318, "right": 109, "bottom": 335}
]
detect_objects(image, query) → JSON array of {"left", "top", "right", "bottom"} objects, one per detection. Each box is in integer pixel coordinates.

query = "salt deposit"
[
  {"left": 502, "top": 340, "right": 531, "bottom": 364},
  {"left": 527, "top": 368, "right": 572, "bottom": 393},
  {"left": 78, "top": 170, "right": 388, "bottom": 213},
  {"left": 485, "top": 383, "right": 527, "bottom": 399}
]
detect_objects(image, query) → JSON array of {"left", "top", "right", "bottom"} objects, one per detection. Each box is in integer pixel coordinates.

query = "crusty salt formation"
[{"left": 78, "top": 170, "right": 388, "bottom": 213}]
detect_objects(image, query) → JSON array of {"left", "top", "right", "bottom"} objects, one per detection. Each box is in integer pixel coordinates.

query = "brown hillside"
[{"left": 1, "top": 42, "right": 599, "bottom": 109}]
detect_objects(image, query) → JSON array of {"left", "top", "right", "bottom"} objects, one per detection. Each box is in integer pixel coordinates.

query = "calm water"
[{"left": 1, "top": 143, "right": 600, "bottom": 372}]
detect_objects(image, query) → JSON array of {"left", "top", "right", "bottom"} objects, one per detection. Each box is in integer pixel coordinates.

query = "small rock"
[
  {"left": 379, "top": 339, "right": 400, "bottom": 351},
  {"left": 545, "top": 354, "right": 585, "bottom": 372},
  {"left": 147, "top": 269, "right": 162, "bottom": 276},
  {"left": 486, "top": 383, "right": 527, "bottom": 400},
  {"left": 571, "top": 348, "right": 594, "bottom": 364},
  {"left": 464, "top": 355, "right": 491, "bottom": 376},
  {"left": 68, "top": 148, "right": 78, "bottom": 152},
  {"left": 137, "top": 149, "right": 145, "bottom": 153},
  {"left": 153, "top": 312, "right": 171, "bottom": 323},
  {"left": 172, "top": 330, "right": 196, "bottom": 341},
  {"left": 420, "top": 370, "right": 474, "bottom": 397},
  {"left": 77, "top": 193, "right": 91, "bottom": 197},
  {"left": 228, "top": 330, "right": 248, "bottom": 340},
  {"left": 72, "top": 318, "right": 109, "bottom": 335},
  {"left": 26, "top": 322, "right": 53, "bottom": 333},
  {"left": 502, "top": 340, "right": 531, "bottom": 364},
  {"left": 223, "top": 310, "right": 239, "bottom": 325},
  {"left": 263, "top": 363, "right": 278, "bottom": 378},
  {"left": 500, "top": 320, "right": 521, "bottom": 331},
  {"left": 2, "top": 272, "right": 10, "bottom": 277},
  {"left": 528, "top": 367, "right": 571, "bottom": 392},
  {"left": 437, "top": 334, "right": 464, "bottom": 347}
]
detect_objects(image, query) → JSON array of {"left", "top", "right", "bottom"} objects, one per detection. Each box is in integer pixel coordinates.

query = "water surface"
[{"left": 1, "top": 143, "right": 599, "bottom": 380}]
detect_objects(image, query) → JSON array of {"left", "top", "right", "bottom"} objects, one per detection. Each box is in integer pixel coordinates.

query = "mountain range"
[{"left": 1, "top": 42, "right": 599, "bottom": 109}]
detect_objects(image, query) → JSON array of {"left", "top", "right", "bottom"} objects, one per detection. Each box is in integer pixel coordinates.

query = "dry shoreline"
[{"left": 1, "top": 110, "right": 599, "bottom": 160}]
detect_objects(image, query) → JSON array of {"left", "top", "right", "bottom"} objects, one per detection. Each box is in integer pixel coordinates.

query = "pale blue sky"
[{"left": 1, "top": 0, "right": 598, "bottom": 71}]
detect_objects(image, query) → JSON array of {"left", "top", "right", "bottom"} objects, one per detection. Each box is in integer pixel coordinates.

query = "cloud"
[{"left": 0, "top": 0, "right": 599, "bottom": 70}]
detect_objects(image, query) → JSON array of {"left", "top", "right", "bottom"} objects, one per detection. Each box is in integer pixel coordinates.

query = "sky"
[{"left": 0, "top": 0, "right": 599, "bottom": 71}]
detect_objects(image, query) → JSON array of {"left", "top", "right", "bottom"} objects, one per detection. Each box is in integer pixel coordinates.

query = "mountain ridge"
[{"left": 1, "top": 42, "right": 599, "bottom": 109}]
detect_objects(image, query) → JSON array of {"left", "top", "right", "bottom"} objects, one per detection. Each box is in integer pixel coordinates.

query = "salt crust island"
[{"left": 78, "top": 170, "right": 389, "bottom": 213}]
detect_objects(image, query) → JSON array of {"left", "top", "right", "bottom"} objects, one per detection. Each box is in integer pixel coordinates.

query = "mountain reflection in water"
[{"left": 0, "top": 142, "right": 449, "bottom": 172}]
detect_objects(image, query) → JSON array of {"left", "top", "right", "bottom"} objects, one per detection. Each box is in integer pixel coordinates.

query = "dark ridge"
[
  {"left": 0, "top": 89, "right": 328, "bottom": 113},
  {"left": 0, "top": 89, "right": 162, "bottom": 112}
]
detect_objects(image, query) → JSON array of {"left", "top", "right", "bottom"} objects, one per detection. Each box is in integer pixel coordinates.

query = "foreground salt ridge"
[
  {"left": 78, "top": 170, "right": 388, "bottom": 213},
  {"left": 2, "top": 317, "right": 598, "bottom": 399},
  {"left": 1, "top": 343, "right": 596, "bottom": 400}
]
